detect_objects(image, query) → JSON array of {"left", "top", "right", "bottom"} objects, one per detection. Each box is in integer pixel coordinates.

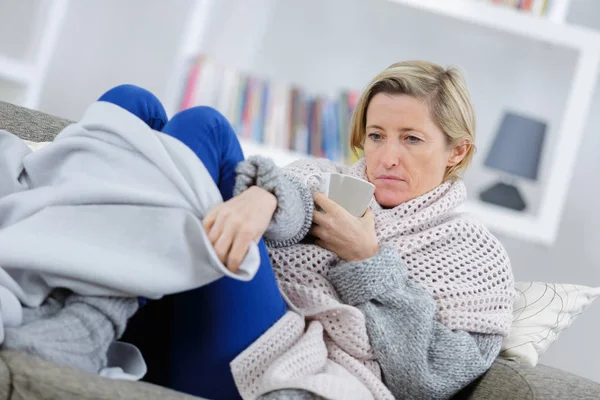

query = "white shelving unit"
[
  {"left": 389, "top": 0, "right": 592, "bottom": 48},
  {"left": 170, "top": 0, "right": 600, "bottom": 246},
  {"left": 387, "top": 0, "right": 600, "bottom": 246},
  {"left": 0, "top": 0, "right": 68, "bottom": 109}
]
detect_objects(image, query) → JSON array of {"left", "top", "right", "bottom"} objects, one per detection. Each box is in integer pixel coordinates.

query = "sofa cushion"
[
  {"left": 0, "top": 350, "right": 204, "bottom": 400},
  {"left": 0, "top": 101, "right": 70, "bottom": 142},
  {"left": 455, "top": 358, "right": 600, "bottom": 400}
]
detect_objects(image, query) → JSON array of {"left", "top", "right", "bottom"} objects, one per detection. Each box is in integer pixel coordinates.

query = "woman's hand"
[
  {"left": 203, "top": 186, "right": 277, "bottom": 273},
  {"left": 312, "top": 192, "right": 379, "bottom": 262}
]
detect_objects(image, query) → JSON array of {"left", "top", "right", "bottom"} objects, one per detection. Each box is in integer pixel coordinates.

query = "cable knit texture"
[
  {"left": 3, "top": 293, "right": 139, "bottom": 374},
  {"left": 234, "top": 155, "right": 313, "bottom": 247},
  {"left": 231, "top": 157, "right": 514, "bottom": 400}
]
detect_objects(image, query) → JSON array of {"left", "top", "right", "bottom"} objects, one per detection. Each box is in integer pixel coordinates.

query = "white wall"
[
  {"left": 38, "top": 0, "right": 194, "bottom": 120},
  {"left": 38, "top": 0, "right": 600, "bottom": 383}
]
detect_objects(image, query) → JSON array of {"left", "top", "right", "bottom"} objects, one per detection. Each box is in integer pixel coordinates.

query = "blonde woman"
[
  {"left": 72, "top": 61, "right": 514, "bottom": 399},
  {"left": 203, "top": 61, "right": 515, "bottom": 399}
]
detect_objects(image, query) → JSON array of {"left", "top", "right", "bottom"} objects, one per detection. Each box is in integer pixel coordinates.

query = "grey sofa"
[{"left": 1, "top": 100, "right": 599, "bottom": 400}]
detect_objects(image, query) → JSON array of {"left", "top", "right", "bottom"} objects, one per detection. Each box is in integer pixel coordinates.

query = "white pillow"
[{"left": 500, "top": 281, "right": 600, "bottom": 366}]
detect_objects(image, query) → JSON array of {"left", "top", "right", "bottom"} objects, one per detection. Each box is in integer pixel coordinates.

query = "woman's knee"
[
  {"left": 168, "top": 106, "right": 234, "bottom": 137},
  {"left": 163, "top": 106, "right": 243, "bottom": 199},
  {"left": 164, "top": 106, "right": 239, "bottom": 151},
  {"left": 98, "top": 84, "right": 167, "bottom": 130}
]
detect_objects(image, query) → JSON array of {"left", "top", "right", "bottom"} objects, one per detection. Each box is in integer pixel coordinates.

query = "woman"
[
  {"left": 15, "top": 60, "right": 512, "bottom": 399},
  {"left": 220, "top": 61, "right": 516, "bottom": 399},
  {"left": 125, "top": 61, "right": 514, "bottom": 399}
]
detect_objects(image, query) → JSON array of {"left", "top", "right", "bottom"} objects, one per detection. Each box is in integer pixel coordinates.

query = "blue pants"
[{"left": 100, "top": 85, "right": 287, "bottom": 399}]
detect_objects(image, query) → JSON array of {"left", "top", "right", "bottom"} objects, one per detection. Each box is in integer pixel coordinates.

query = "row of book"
[
  {"left": 477, "top": 0, "right": 570, "bottom": 21},
  {"left": 178, "top": 56, "right": 361, "bottom": 164}
]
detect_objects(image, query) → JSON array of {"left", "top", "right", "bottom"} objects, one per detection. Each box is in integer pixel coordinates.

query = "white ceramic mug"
[{"left": 313, "top": 172, "right": 376, "bottom": 217}]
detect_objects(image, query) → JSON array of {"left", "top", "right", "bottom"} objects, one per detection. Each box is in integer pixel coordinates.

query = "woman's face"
[{"left": 363, "top": 93, "right": 467, "bottom": 208}]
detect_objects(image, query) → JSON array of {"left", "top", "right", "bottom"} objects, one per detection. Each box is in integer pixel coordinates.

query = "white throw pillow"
[{"left": 500, "top": 281, "right": 600, "bottom": 366}]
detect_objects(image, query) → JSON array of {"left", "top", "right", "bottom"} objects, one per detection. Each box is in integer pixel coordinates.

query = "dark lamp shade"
[{"left": 484, "top": 112, "right": 547, "bottom": 181}]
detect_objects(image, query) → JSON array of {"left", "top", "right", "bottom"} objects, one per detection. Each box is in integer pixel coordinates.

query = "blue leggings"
[{"left": 100, "top": 85, "right": 287, "bottom": 399}]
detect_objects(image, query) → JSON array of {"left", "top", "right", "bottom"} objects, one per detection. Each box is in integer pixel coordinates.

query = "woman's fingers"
[
  {"left": 313, "top": 192, "right": 341, "bottom": 215},
  {"left": 362, "top": 208, "right": 374, "bottom": 222},
  {"left": 312, "top": 207, "right": 327, "bottom": 225},
  {"left": 213, "top": 227, "right": 234, "bottom": 265},
  {"left": 207, "top": 211, "right": 226, "bottom": 245},
  {"left": 311, "top": 224, "right": 325, "bottom": 239},
  {"left": 203, "top": 208, "right": 217, "bottom": 234},
  {"left": 227, "top": 232, "right": 252, "bottom": 273}
]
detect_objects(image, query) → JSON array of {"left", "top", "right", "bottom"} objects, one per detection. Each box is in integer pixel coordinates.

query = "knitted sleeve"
[
  {"left": 328, "top": 247, "right": 503, "bottom": 400},
  {"left": 234, "top": 156, "right": 314, "bottom": 248},
  {"left": 3, "top": 293, "right": 139, "bottom": 374}
]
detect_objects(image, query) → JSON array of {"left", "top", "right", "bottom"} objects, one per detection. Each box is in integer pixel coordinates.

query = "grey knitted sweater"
[{"left": 236, "top": 156, "right": 504, "bottom": 400}]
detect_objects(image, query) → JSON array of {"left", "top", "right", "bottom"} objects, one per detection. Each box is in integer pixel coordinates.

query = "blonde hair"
[{"left": 350, "top": 60, "right": 476, "bottom": 180}]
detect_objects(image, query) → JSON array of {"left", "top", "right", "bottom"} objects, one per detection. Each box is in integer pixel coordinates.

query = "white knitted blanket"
[{"left": 231, "top": 158, "right": 515, "bottom": 400}]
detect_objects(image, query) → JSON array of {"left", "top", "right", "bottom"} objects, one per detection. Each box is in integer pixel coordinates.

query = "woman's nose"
[{"left": 381, "top": 145, "right": 401, "bottom": 169}]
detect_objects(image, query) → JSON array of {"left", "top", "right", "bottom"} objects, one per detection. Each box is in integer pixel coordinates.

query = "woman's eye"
[
  {"left": 406, "top": 135, "right": 422, "bottom": 144},
  {"left": 368, "top": 133, "right": 383, "bottom": 141}
]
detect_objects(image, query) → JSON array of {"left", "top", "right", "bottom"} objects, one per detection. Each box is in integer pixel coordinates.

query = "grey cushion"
[
  {"left": 455, "top": 358, "right": 600, "bottom": 400},
  {"left": 2, "top": 100, "right": 600, "bottom": 399},
  {"left": 0, "top": 101, "right": 71, "bottom": 142},
  {"left": 0, "top": 350, "right": 203, "bottom": 400}
]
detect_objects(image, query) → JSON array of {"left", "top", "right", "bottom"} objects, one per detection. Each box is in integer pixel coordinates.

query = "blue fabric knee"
[
  {"left": 98, "top": 84, "right": 168, "bottom": 131},
  {"left": 161, "top": 106, "right": 287, "bottom": 399},
  {"left": 161, "top": 106, "right": 243, "bottom": 200}
]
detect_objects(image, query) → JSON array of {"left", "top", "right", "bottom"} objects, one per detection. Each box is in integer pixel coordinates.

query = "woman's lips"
[{"left": 376, "top": 175, "right": 404, "bottom": 183}]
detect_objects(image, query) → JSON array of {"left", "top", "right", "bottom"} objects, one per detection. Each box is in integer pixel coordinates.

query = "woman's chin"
[{"left": 374, "top": 188, "right": 412, "bottom": 208}]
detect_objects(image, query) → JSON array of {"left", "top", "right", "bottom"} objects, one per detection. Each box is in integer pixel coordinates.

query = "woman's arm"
[
  {"left": 328, "top": 247, "right": 503, "bottom": 400},
  {"left": 234, "top": 156, "right": 314, "bottom": 248}
]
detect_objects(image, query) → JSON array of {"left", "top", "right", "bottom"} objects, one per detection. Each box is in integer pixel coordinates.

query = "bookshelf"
[
  {"left": 170, "top": 0, "right": 600, "bottom": 246},
  {"left": 0, "top": 0, "right": 68, "bottom": 109}
]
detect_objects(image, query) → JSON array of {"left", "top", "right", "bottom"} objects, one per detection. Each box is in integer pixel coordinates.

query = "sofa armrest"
[
  {"left": 0, "top": 101, "right": 71, "bottom": 142},
  {"left": 454, "top": 358, "right": 600, "bottom": 400},
  {"left": 0, "top": 350, "right": 204, "bottom": 400}
]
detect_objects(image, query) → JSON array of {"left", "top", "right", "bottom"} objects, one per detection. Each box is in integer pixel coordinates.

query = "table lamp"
[{"left": 479, "top": 112, "right": 547, "bottom": 211}]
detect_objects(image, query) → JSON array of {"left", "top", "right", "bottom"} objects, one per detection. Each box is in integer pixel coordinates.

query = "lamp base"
[{"left": 479, "top": 182, "right": 527, "bottom": 211}]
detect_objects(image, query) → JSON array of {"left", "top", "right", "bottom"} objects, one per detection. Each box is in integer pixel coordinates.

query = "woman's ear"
[{"left": 447, "top": 140, "right": 470, "bottom": 167}]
